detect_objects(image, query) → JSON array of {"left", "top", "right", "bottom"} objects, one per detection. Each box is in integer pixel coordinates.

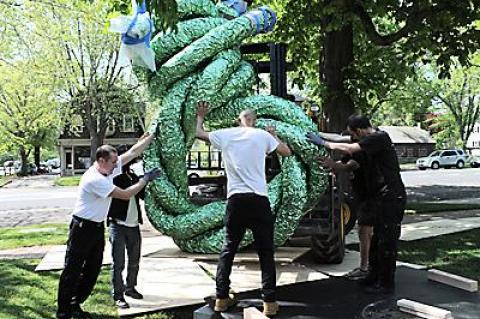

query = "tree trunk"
[
  {"left": 89, "top": 127, "right": 107, "bottom": 163},
  {"left": 19, "top": 146, "right": 28, "bottom": 176},
  {"left": 34, "top": 146, "right": 41, "bottom": 167},
  {"left": 321, "top": 22, "right": 355, "bottom": 132}
]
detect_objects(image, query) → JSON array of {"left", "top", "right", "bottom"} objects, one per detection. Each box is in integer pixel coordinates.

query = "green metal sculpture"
[{"left": 141, "top": 0, "right": 328, "bottom": 253}]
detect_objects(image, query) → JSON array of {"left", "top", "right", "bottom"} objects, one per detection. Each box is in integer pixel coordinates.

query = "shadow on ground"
[{"left": 407, "top": 185, "right": 480, "bottom": 202}]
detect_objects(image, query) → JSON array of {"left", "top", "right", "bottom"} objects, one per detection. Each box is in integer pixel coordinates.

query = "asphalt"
[{"left": 196, "top": 266, "right": 480, "bottom": 319}]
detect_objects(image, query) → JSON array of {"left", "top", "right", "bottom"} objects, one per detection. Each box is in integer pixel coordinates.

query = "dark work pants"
[
  {"left": 57, "top": 216, "right": 105, "bottom": 315},
  {"left": 109, "top": 223, "right": 141, "bottom": 300},
  {"left": 368, "top": 197, "right": 405, "bottom": 288},
  {"left": 216, "top": 193, "right": 276, "bottom": 302}
]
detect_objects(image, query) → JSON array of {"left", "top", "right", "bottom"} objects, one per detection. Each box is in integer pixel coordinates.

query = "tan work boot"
[
  {"left": 263, "top": 301, "right": 279, "bottom": 316},
  {"left": 214, "top": 297, "right": 237, "bottom": 312}
]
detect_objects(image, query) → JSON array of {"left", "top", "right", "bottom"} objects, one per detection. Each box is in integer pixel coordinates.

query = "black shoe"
[
  {"left": 115, "top": 298, "right": 130, "bottom": 309},
  {"left": 364, "top": 283, "right": 395, "bottom": 295},
  {"left": 70, "top": 304, "right": 93, "bottom": 319},
  {"left": 125, "top": 287, "right": 143, "bottom": 299}
]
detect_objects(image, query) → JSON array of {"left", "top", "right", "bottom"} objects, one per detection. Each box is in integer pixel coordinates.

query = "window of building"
[
  {"left": 70, "top": 115, "right": 84, "bottom": 136},
  {"left": 122, "top": 115, "right": 136, "bottom": 133}
]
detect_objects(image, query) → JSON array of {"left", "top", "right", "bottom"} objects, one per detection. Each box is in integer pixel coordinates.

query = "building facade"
[
  {"left": 379, "top": 125, "right": 436, "bottom": 163},
  {"left": 58, "top": 114, "right": 143, "bottom": 176},
  {"left": 466, "top": 122, "right": 480, "bottom": 155}
]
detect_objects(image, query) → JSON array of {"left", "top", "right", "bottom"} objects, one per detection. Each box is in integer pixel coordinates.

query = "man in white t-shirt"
[
  {"left": 56, "top": 134, "right": 160, "bottom": 319},
  {"left": 196, "top": 101, "right": 291, "bottom": 317}
]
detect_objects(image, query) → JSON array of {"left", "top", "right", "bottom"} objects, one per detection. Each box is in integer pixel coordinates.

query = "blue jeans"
[{"left": 109, "top": 223, "right": 141, "bottom": 300}]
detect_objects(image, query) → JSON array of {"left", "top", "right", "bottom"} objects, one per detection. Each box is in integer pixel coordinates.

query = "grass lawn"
[
  {"left": 405, "top": 202, "right": 480, "bottom": 213},
  {"left": 0, "top": 224, "right": 69, "bottom": 250},
  {"left": 0, "top": 259, "right": 169, "bottom": 319},
  {"left": 398, "top": 228, "right": 480, "bottom": 281},
  {"left": 0, "top": 175, "right": 14, "bottom": 187},
  {"left": 54, "top": 176, "right": 81, "bottom": 186}
]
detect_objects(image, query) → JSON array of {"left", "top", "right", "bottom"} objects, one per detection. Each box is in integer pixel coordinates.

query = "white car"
[{"left": 416, "top": 149, "right": 469, "bottom": 170}]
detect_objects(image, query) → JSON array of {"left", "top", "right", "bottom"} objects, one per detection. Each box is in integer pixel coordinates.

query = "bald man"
[{"left": 196, "top": 101, "right": 291, "bottom": 316}]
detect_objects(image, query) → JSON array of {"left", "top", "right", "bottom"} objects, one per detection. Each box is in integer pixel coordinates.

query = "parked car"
[
  {"left": 46, "top": 158, "right": 60, "bottom": 169},
  {"left": 470, "top": 156, "right": 480, "bottom": 168},
  {"left": 416, "top": 149, "right": 469, "bottom": 170},
  {"left": 15, "top": 162, "right": 38, "bottom": 175},
  {"left": 37, "top": 162, "right": 51, "bottom": 174}
]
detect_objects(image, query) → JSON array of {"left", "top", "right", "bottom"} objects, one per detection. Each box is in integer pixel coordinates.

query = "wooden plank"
[
  {"left": 244, "top": 307, "right": 268, "bottom": 319},
  {"left": 428, "top": 269, "right": 478, "bottom": 292},
  {"left": 397, "top": 299, "right": 453, "bottom": 319}
]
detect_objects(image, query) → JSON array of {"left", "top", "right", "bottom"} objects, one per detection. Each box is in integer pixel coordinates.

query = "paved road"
[
  {"left": 0, "top": 176, "right": 77, "bottom": 227},
  {"left": 401, "top": 167, "right": 480, "bottom": 201},
  {"left": 1, "top": 168, "right": 480, "bottom": 227},
  {"left": 401, "top": 167, "right": 480, "bottom": 187}
]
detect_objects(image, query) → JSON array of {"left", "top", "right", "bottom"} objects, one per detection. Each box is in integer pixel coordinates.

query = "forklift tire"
[
  {"left": 310, "top": 211, "right": 345, "bottom": 264},
  {"left": 342, "top": 202, "right": 357, "bottom": 235}
]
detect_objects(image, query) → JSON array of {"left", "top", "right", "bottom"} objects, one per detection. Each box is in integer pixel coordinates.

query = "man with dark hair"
[
  {"left": 307, "top": 114, "right": 406, "bottom": 294},
  {"left": 56, "top": 134, "right": 160, "bottom": 319},
  {"left": 319, "top": 143, "right": 381, "bottom": 280},
  {"left": 107, "top": 145, "right": 145, "bottom": 309},
  {"left": 196, "top": 101, "right": 291, "bottom": 316}
]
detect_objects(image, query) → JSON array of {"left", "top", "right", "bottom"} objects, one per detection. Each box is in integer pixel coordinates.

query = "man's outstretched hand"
[
  {"left": 197, "top": 101, "right": 209, "bottom": 118},
  {"left": 143, "top": 168, "right": 161, "bottom": 182},
  {"left": 306, "top": 132, "right": 326, "bottom": 147}
]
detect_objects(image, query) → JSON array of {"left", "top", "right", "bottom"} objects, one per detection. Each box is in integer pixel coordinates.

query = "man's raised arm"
[
  {"left": 196, "top": 101, "right": 210, "bottom": 142},
  {"left": 120, "top": 133, "right": 155, "bottom": 166}
]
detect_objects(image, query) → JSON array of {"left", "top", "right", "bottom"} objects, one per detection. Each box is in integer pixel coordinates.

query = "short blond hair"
[{"left": 238, "top": 109, "right": 257, "bottom": 120}]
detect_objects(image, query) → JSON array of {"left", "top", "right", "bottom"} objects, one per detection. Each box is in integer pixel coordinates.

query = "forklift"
[{"left": 186, "top": 42, "right": 357, "bottom": 264}]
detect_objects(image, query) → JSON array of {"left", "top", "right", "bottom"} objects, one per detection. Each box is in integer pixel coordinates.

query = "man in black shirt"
[
  {"left": 307, "top": 115, "right": 406, "bottom": 294},
  {"left": 320, "top": 145, "right": 383, "bottom": 280}
]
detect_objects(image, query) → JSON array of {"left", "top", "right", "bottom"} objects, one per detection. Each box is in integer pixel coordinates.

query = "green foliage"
[
  {"left": 0, "top": 61, "right": 62, "bottom": 164},
  {"left": 259, "top": 0, "right": 480, "bottom": 118},
  {"left": 1, "top": 0, "right": 147, "bottom": 162},
  {"left": 54, "top": 176, "right": 81, "bottom": 186},
  {"left": 372, "top": 70, "right": 432, "bottom": 127}
]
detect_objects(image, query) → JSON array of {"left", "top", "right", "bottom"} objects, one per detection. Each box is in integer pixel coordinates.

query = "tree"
[
  {"left": 427, "top": 62, "right": 480, "bottom": 149},
  {"left": 372, "top": 56, "right": 480, "bottom": 149},
  {"left": 0, "top": 61, "right": 61, "bottom": 175},
  {"left": 1, "top": 0, "right": 144, "bottom": 162},
  {"left": 264, "top": 0, "right": 480, "bottom": 131}
]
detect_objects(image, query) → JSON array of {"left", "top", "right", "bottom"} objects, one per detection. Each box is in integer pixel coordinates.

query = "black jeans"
[
  {"left": 368, "top": 197, "right": 406, "bottom": 288},
  {"left": 57, "top": 216, "right": 105, "bottom": 316},
  {"left": 109, "top": 223, "right": 141, "bottom": 300},
  {"left": 216, "top": 193, "right": 276, "bottom": 302}
]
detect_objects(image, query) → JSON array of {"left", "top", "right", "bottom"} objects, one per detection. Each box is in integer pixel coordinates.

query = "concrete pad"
[
  {"left": 308, "top": 250, "right": 360, "bottom": 277},
  {"left": 147, "top": 246, "right": 310, "bottom": 263},
  {"left": 119, "top": 258, "right": 214, "bottom": 317},
  {"left": 197, "top": 261, "right": 328, "bottom": 294},
  {"left": 345, "top": 229, "right": 359, "bottom": 245},
  {"left": 35, "top": 236, "right": 171, "bottom": 271},
  {"left": 400, "top": 217, "right": 480, "bottom": 241}
]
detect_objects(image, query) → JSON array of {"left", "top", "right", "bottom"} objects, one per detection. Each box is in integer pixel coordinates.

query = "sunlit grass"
[
  {"left": 0, "top": 259, "right": 170, "bottom": 319},
  {"left": 0, "top": 224, "right": 69, "bottom": 250}
]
